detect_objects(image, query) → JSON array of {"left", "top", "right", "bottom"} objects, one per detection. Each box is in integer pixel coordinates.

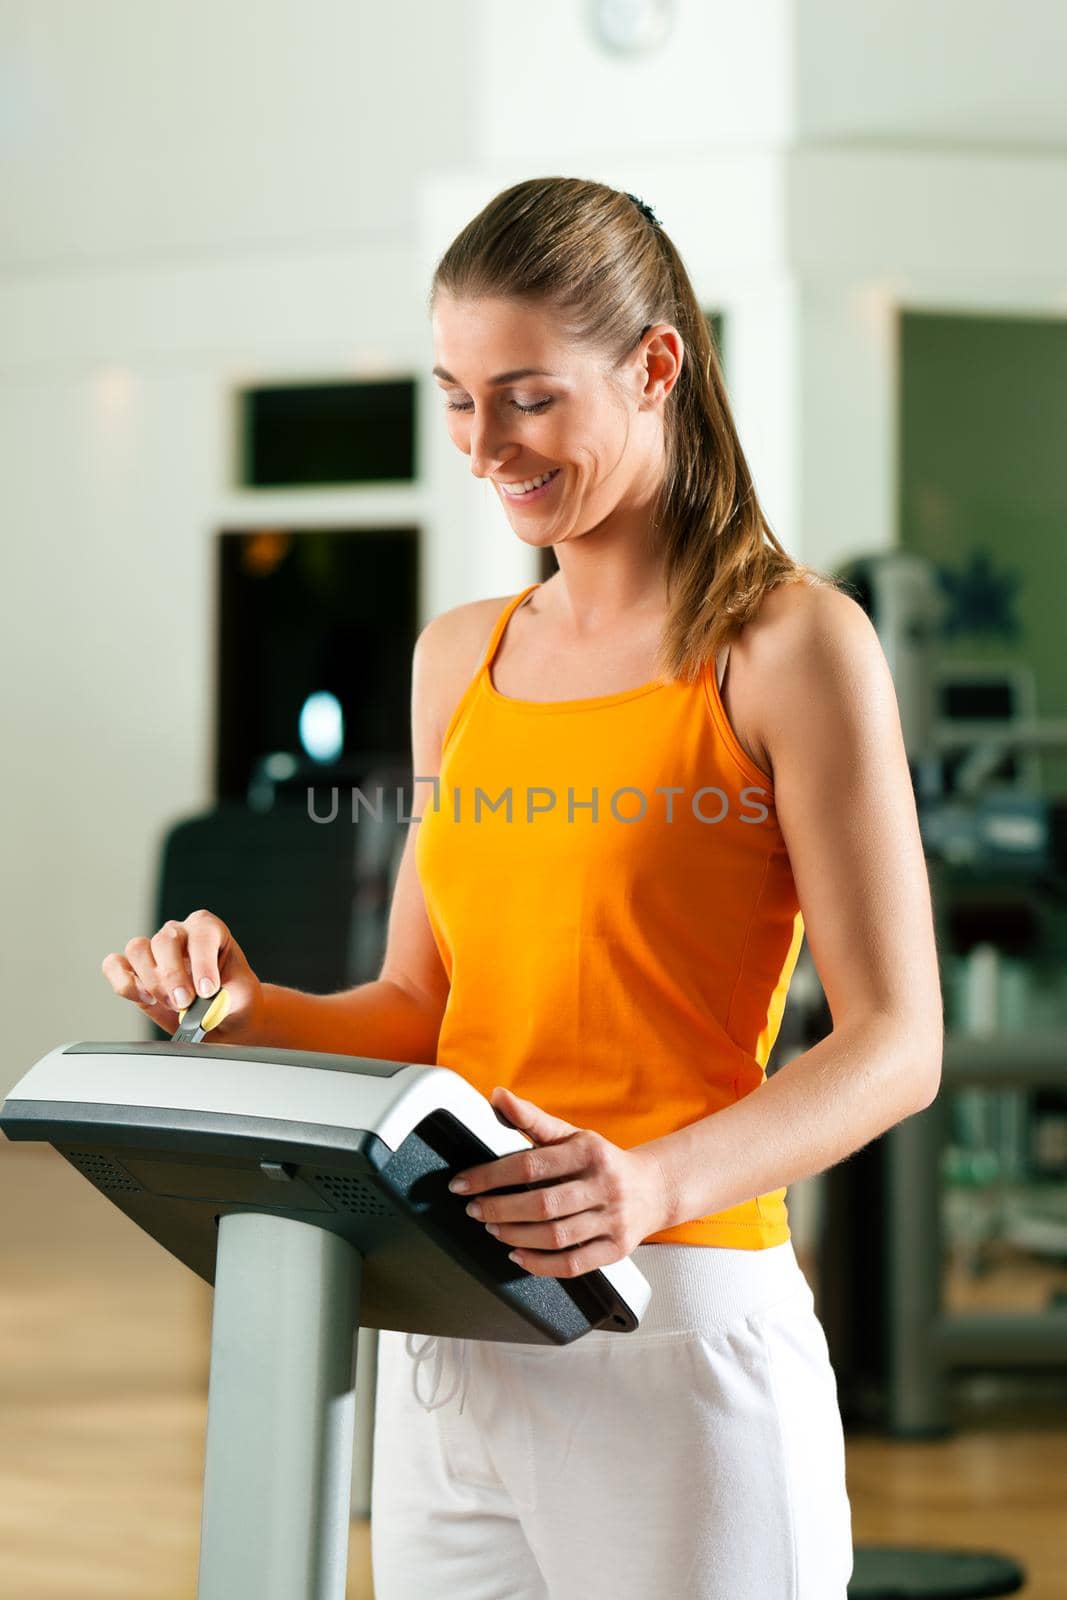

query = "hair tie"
[{"left": 625, "top": 191, "right": 661, "bottom": 229}]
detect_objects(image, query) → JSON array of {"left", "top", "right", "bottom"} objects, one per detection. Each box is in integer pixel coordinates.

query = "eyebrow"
[{"left": 432, "top": 365, "right": 557, "bottom": 386}]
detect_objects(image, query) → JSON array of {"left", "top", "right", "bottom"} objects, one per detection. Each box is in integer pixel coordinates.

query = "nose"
[{"left": 467, "top": 414, "right": 512, "bottom": 481}]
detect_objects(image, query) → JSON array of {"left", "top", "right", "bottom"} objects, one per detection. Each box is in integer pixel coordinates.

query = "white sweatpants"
[{"left": 370, "top": 1239, "right": 854, "bottom": 1599}]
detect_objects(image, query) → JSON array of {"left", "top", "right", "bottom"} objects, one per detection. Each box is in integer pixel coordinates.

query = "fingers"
[
  {"left": 448, "top": 1141, "right": 563, "bottom": 1196},
  {"left": 183, "top": 909, "right": 225, "bottom": 1000},
  {"left": 504, "top": 1235, "right": 622, "bottom": 1279},
  {"left": 480, "top": 1209, "right": 600, "bottom": 1254},
  {"left": 465, "top": 1177, "right": 593, "bottom": 1225},
  {"left": 148, "top": 922, "right": 194, "bottom": 1009},
  {"left": 102, "top": 910, "right": 235, "bottom": 1021},
  {"left": 468, "top": 1193, "right": 606, "bottom": 1257},
  {"left": 100, "top": 951, "right": 167, "bottom": 1012}
]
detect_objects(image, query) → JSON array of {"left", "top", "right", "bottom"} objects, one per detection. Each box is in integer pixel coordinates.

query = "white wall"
[
  {"left": 472, "top": 0, "right": 794, "bottom": 159},
  {"left": 796, "top": 0, "right": 1067, "bottom": 145},
  {"left": 0, "top": 0, "right": 471, "bottom": 266},
  {"left": 472, "top": 0, "right": 1067, "bottom": 158}
]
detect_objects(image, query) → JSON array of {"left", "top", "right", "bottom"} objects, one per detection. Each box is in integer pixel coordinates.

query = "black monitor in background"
[
  {"left": 934, "top": 660, "right": 1040, "bottom": 796},
  {"left": 215, "top": 527, "right": 417, "bottom": 803},
  {"left": 239, "top": 380, "right": 416, "bottom": 486}
]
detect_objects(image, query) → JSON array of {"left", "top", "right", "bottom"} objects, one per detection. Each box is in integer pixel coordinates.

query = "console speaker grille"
[
  {"left": 312, "top": 1172, "right": 392, "bottom": 1217},
  {"left": 66, "top": 1151, "right": 142, "bottom": 1193}
]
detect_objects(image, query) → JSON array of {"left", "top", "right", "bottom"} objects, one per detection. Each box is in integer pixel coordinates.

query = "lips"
[{"left": 499, "top": 468, "right": 561, "bottom": 502}]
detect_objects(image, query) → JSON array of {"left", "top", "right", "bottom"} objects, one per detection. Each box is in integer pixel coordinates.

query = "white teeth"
[{"left": 501, "top": 469, "right": 558, "bottom": 497}]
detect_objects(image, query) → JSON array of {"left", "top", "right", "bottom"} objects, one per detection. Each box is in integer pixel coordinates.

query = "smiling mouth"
[{"left": 498, "top": 468, "right": 562, "bottom": 500}]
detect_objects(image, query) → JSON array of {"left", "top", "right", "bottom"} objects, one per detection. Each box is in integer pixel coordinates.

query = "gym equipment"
[
  {"left": 0, "top": 1007, "right": 651, "bottom": 1599},
  {"left": 824, "top": 552, "right": 1035, "bottom": 1594},
  {"left": 848, "top": 1544, "right": 1025, "bottom": 1598}
]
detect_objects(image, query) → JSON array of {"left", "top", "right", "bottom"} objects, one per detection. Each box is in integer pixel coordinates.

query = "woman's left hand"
[{"left": 448, "top": 1086, "right": 673, "bottom": 1278}]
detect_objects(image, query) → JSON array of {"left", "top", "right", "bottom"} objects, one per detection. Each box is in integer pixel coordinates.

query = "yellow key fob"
[{"left": 174, "top": 987, "right": 231, "bottom": 1043}]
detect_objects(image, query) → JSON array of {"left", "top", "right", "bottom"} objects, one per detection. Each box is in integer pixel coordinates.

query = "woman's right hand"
[{"left": 101, "top": 909, "right": 265, "bottom": 1043}]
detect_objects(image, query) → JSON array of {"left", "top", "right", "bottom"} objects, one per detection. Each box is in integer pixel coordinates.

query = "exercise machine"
[{"left": 0, "top": 1002, "right": 651, "bottom": 1599}]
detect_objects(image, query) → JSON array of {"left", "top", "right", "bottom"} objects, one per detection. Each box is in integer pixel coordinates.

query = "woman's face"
[{"left": 431, "top": 293, "right": 681, "bottom": 553}]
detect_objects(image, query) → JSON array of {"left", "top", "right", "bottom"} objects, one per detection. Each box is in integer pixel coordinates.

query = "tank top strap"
[
  {"left": 477, "top": 582, "right": 542, "bottom": 679},
  {"left": 481, "top": 584, "right": 731, "bottom": 692}
]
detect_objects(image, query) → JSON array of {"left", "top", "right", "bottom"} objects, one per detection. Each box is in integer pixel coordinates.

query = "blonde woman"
[
  {"left": 103, "top": 177, "right": 942, "bottom": 1599},
  {"left": 372, "top": 177, "right": 940, "bottom": 1599}
]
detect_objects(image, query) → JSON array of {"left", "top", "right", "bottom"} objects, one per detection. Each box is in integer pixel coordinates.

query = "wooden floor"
[{"left": 2, "top": 1142, "right": 1064, "bottom": 1597}]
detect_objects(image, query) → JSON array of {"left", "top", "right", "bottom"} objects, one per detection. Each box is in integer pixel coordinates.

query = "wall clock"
[{"left": 587, "top": 0, "right": 676, "bottom": 57}]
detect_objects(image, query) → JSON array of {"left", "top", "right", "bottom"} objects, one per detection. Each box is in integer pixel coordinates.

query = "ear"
[{"left": 639, "top": 322, "right": 684, "bottom": 407}]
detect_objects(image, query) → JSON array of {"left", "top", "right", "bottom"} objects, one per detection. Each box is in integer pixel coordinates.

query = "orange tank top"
[{"left": 415, "top": 583, "right": 805, "bottom": 1249}]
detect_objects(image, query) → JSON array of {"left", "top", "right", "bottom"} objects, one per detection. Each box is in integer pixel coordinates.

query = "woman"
[{"left": 102, "top": 178, "right": 943, "bottom": 1598}]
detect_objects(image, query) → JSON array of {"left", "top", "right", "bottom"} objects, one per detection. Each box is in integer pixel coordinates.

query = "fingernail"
[
  {"left": 449, "top": 1178, "right": 469, "bottom": 1193},
  {"left": 198, "top": 977, "right": 216, "bottom": 997},
  {"left": 173, "top": 987, "right": 191, "bottom": 1009},
  {"left": 136, "top": 989, "right": 155, "bottom": 1006}
]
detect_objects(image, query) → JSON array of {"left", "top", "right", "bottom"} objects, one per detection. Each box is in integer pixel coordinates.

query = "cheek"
[{"left": 568, "top": 446, "right": 601, "bottom": 491}]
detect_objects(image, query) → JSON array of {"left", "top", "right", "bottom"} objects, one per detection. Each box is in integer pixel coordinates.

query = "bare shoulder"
[
  {"left": 415, "top": 592, "right": 524, "bottom": 750},
  {"left": 741, "top": 575, "right": 868, "bottom": 651},
  {"left": 730, "top": 578, "right": 881, "bottom": 786},
  {"left": 417, "top": 591, "right": 518, "bottom": 673}
]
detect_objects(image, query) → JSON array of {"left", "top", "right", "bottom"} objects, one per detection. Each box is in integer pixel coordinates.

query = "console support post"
[{"left": 197, "top": 1212, "right": 363, "bottom": 1600}]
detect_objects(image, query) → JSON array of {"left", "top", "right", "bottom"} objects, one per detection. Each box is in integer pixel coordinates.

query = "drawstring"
[{"left": 405, "top": 1333, "right": 472, "bottom": 1414}]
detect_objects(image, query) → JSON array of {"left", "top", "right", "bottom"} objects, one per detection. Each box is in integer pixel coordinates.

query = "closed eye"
[{"left": 446, "top": 398, "right": 553, "bottom": 416}]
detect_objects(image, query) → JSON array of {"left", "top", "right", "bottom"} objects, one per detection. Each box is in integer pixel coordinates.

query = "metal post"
[
  {"left": 881, "top": 842, "right": 950, "bottom": 1437},
  {"left": 885, "top": 1095, "right": 952, "bottom": 1435},
  {"left": 197, "top": 1212, "right": 362, "bottom": 1600}
]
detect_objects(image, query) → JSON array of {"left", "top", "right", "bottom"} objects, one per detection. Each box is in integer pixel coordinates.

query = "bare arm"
[{"left": 249, "top": 974, "right": 440, "bottom": 1063}]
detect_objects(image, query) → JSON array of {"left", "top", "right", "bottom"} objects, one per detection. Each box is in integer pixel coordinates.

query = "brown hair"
[{"left": 430, "top": 175, "right": 843, "bottom": 684}]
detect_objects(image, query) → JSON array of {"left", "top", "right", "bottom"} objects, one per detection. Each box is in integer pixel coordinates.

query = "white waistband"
[
  {"left": 403, "top": 1240, "right": 810, "bottom": 1411},
  {"left": 604, "top": 1238, "right": 810, "bottom": 1340}
]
